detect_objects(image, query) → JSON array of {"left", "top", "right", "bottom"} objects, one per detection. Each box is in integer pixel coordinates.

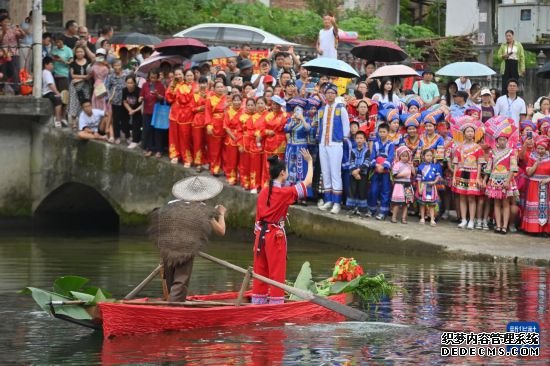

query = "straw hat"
[{"left": 172, "top": 176, "right": 223, "bottom": 202}]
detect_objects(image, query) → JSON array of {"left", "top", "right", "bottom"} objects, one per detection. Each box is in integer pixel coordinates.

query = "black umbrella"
[
  {"left": 536, "top": 61, "right": 550, "bottom": 79},
  {"left": 110, "top": 32, "right": 162, "bottom": 45},
  {"left": 155, "top": 38, "right": 209, "bottom": 58},
  {"left": 351, "top": 40, "right": 408, "bottom": 62}
]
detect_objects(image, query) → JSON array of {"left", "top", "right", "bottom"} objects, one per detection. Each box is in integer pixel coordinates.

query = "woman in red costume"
[
  {"left": 205, "top": 81, "right": 227, "bottom": 175},
  {"left": 251, "top": 149, "right": 313, "bottom": 305},
  {"left": 239, "top": 98, "right": 256, "bottom": 190},
  {"left": 191, "top": 76, "right": 209, "bottom": 172},
  {"left": 248, "top": 97, "right": 269, "bottom": 193},
  {"left": 521, "top": 136, "right": 550, "bottom": 234},
  {"left": 262, "top": 96, "right": 288, "bottom": 186},
  {"left": 223, "top": 94, "right": 244, "bottom": 185},
  {"left": 165, "top": 68, "right": 196, "bottom": 166}
]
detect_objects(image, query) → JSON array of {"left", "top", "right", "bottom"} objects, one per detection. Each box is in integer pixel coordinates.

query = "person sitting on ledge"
[{"left": 77, "top": 99, "right": 114, "bottom": 141}]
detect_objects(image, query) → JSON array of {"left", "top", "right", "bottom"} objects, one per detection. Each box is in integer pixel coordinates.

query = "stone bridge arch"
[{"left": 34, "top": 182, "right": 119, "bottom": 232}]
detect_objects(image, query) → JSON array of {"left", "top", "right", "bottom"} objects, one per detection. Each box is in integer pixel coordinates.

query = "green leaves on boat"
[
  {"left": 290, "top": 261, "right": 400, "bottom": 304},
  {"left": 21, "top": 276, "right": 113, "bottom": 320}
]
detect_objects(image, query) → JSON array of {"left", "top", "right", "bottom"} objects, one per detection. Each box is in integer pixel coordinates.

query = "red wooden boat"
[{"left": 98, "top": 291, "right": 353, "bottom": 337}]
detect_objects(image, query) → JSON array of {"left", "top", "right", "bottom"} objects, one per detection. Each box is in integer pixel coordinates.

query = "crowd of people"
[{"left": 1, "top": 9, "right": 549, "bottom": 236}]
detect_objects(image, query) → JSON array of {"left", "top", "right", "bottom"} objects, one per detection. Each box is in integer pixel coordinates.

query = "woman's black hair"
[
  {"left": 380, "top": 77, "right": 393, "bottom": 99},
  {"left": 125, "top": 74, "right": 137, "bottom": 84},
  {"left": 356, "top": 99, "right": 369, "bottom": 115},
  {"left": 255, "top": 96, "right": 268, "bottom": 105},
  {"left": 445, "top": 81, "right": 458, "bottom": 104},
  {"left": 232, "top": 93, "right": 243, "bottom": 102},
  {"left": 198, "top": 76, "right": 208, "bottom": 84},
  {"left": 266, "top": 155, "right": 286, "bottom": 207},
  {"left": 147, "top": 68, "right": 160, "bottom": 79}
]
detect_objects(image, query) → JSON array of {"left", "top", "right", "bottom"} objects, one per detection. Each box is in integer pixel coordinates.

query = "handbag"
[
  {"left": 94, "top": 81, "right": 107, "bottom": 97},
  {"left": 151, "top": 101, "right": 170, "bottom": 130}
]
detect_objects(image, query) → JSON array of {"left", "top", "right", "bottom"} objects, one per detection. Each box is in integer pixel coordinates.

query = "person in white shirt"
[
  {"left": 454, "top": 76, "right": 471, "bottom": 94},
  {"left": 317, "top": 83, "right": 350, "bottom": 215},
  {"left": 372, "top": 77, "right": 401, "bottom": 106},
  {"left": 41, "top": 56, "right": 64, "bottom": 127},
  {"left": 494, "top": 79, "right": 526, "bottom": 128},
  {"left": 77, "top": 99, "right": 114, "bottom": 141},
  {"left": 317, "top": 14, "right": 338, "bottom": 59}
]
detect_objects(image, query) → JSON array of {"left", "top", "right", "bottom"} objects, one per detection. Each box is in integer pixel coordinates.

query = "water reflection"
[{"left": 0, "top": 233, "right": 548, "bottom": 365}]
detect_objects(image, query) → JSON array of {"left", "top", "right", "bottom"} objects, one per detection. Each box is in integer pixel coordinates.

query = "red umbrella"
[
  {"left": 351, "top": 40, "right": 408, "bottom": 62},
  {"left": 155, "top": 38, "right": 209, "bottom": 58}
]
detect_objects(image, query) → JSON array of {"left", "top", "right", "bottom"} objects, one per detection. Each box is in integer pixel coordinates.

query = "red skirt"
[{"left": 521, "top": 180, "right": 550, "bottom": 234}]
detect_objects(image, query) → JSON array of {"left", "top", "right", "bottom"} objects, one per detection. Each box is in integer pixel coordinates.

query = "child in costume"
[
  {"left": 379, "top": 106, "right": 401, "bottom": 145},
  {"left": 306, "top": 97, "right": 323, "bottom": 202},
  {"left": 367, "top": 123, "right": 395, "bottom": 220},
  {"left": 417, "top": 149, "right": 442, "bottom": 226},
  {"left": 484, "top": 117, "right": 519, "bottom": 234},
  {"left": 451, "top": 116, "right": 485, "bottom": 229},
  {"left": 391, "top": 146, "right": 415, "bottom": 224},
  {"left": 400, "top": 113, "right": 424, "bottom": 165},
  {"left": 347, "top": 131, "right": 370, "bottom": 216}
]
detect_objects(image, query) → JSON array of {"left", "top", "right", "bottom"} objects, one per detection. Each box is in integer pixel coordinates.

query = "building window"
[{"left": 520, "top": 9, "right": 531, "bottom": 21}]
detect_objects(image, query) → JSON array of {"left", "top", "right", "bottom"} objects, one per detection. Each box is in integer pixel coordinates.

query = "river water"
[{"left": 0, "top": 231, "right": 548, "bottom": 365}]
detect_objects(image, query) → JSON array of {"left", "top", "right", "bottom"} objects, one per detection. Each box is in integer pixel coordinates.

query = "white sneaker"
[
  {"left": 250, "top": 189, "right": 258, "bottom": 194},
  {"left": 467, "top": 220, "right": 475, "bottom": 230},
  {"left": 54, "top": 120, "right": 62, "bottom": 128},
  {"left": 128, "top": 142, "right": 138, "bottom": 149},
  {"left": 457, "top": 219, "right": 467, "bottom": 229},
  {"left": 317, "top": 199, "right": 325, "bottom": 208},
  {"left": 319, "top": 201, "right": 333, "bottom": 211},
  {"left": 330, "top": 204, "right": 341, "bottom": 215},
  {"left": 114, "top": 138, "right": 121, "bottom": 145},
  {"left": 170, "top": 158, "right": 179, "bottom": 164}
]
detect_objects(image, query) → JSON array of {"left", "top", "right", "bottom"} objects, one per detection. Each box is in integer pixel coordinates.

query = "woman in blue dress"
[{"left": 285, "top": 97, "right": 312, "bottom": 202}]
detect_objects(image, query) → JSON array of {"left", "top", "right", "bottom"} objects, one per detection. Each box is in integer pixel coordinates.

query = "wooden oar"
[
  {"left": 124, "top": 264, "right": 162, "bottom": 300},
  {"left": 198, "top": 251, "right": 368, "bottom": 321},
  {"left": 122, "top": 300, "right": 252, "bottom": 307}
]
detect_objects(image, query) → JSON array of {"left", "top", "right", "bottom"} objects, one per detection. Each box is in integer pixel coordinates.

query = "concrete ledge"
[
  {"left": 0, "top": 96, "right": 52, "bottom": 119},
  {"left": 27, "top": 127, "right": 550, "bottom": 266}
]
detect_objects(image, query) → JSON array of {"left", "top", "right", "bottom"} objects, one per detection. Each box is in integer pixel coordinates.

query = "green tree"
[
  {"left": 306, "top": 0, "right": 343, "bottom": 17},
  {"left": 424, "top": 0, "right": 446, "bottom": 36},
  {"left": 399, "top": 0, "right": 414, "bottom": 25},
  {"left": 339, "top": 16, "right": 383, "bottom": 40}
]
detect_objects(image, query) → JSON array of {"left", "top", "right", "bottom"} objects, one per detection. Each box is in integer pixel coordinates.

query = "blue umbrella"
[
  {"left": 436, "top": 62, "right": 496, "bottom": 77},
  {"left": 302, "top": 57, "right": 359, "bottom": 78}
]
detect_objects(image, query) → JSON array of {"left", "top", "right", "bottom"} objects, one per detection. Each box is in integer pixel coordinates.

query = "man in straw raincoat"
[{"left": 149, "top": 176, "right": 227, "bottom": 302}]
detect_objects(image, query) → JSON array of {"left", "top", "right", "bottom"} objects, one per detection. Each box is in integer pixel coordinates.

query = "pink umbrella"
[
  {"left": 136, "top": 53, "right": 190, "bottom": 78},
  {"left": 368, "top": 65, "right": 419, "bottom": 79},
  {"left": 351, "top": 40, "right": 408, "bottom": 62}
]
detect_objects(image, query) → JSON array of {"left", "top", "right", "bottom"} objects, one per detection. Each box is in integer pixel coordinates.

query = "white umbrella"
[
  {"left": 368, "top": 65, "right": 419, "bottom": 79},
  {"left": 436, "top": 62, "right": 496, "bottom": 77}
]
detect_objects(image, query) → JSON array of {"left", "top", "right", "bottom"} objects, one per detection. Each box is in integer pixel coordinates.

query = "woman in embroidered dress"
[
  {"left": 284, "top": 98, "right": 311, "bottom": 202},
  {"left": 520, "top": 136, "right": 550, "bottom": 235},
  {"left": 452, "top": 117, "right": 485, "bottom": 229},
  {"left": 205, "top": 81, "right": 228, "bottom": 175},
  {"left": 399, "top": 113, "right": 423, "bottom": 166},
  {"left": 484, "top": 123, "right": 518, "bottom": 234},
  {"left": 223, "top": 94, "right": 244, "bottom": 185}
]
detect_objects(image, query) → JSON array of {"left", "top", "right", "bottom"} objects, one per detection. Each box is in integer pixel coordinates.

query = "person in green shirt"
[
  {"left": 497, "top": 29, "right": 525, "bottom": 94},
  {"left": 412, "top": 69, "right": 440, "bottom": 108},
  {"left": 51, "top": 33, "right": 73, "bottom": 92}
]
